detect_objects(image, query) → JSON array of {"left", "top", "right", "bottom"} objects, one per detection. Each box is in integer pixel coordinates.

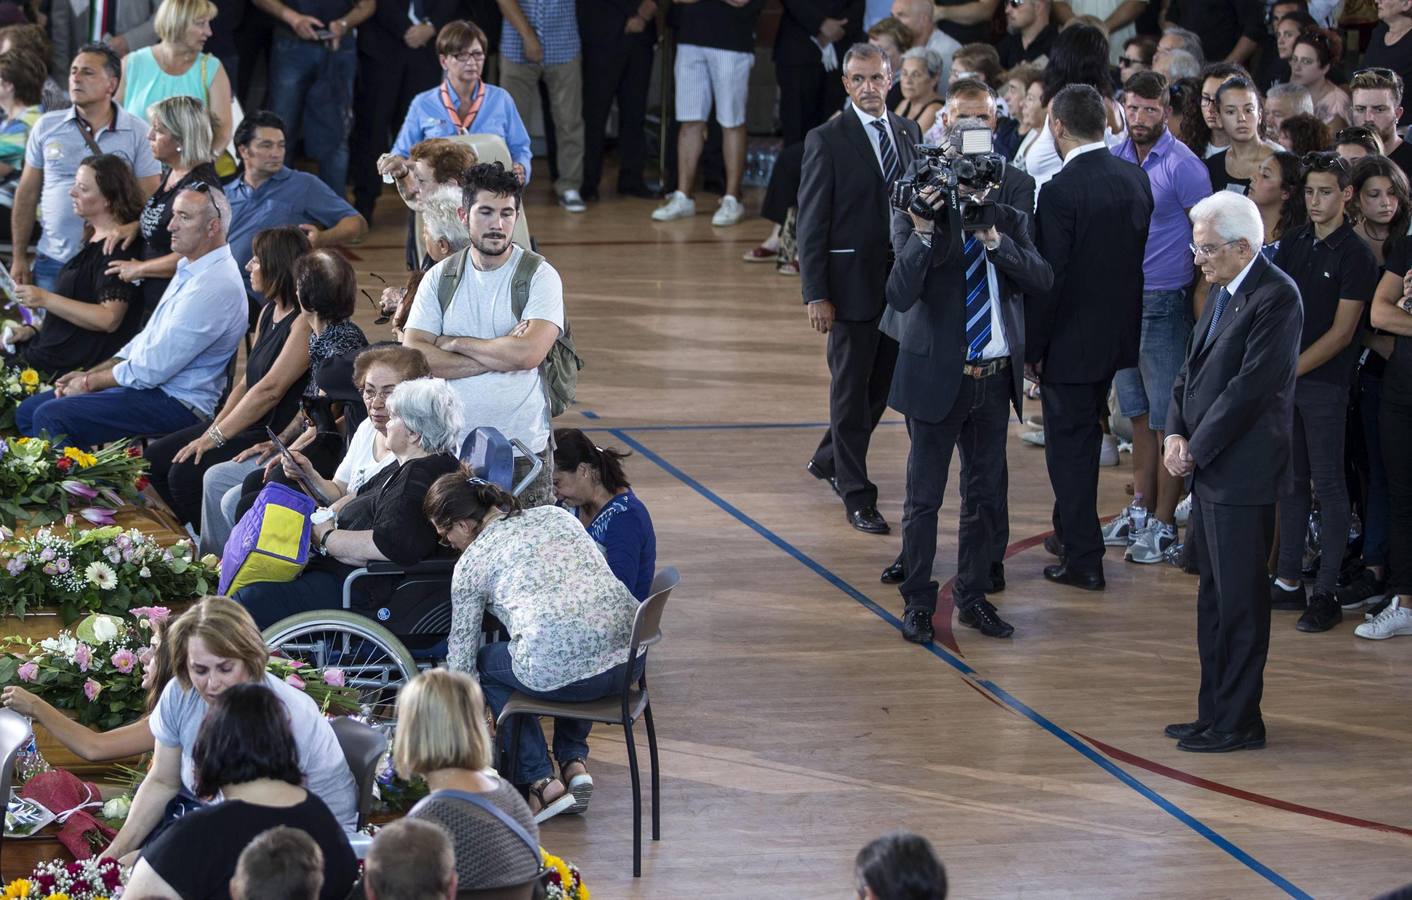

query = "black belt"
[{"left": 962, "top": 357, "right": 1009, "bottom": 379}]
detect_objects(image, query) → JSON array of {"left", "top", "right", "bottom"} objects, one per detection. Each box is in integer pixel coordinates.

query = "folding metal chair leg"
[
  {"left": 643, "top": 702, "right": 660, "bottom": 841},
  {"left": 624, "top": 721, "right": 642, "bottom": 877},
  {"left": 507, "top": 715, "right": 524, "bottom": 788}
]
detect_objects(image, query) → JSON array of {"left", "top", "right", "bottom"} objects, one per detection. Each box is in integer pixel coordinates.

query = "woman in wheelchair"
[
  {"left": 424, "top": 473, "right": 645, "bottom": 822},
  {"left": 552, "top": 427, "right": 657, "bottom": 600},
  {"left": 232, "top": 377, "right": 463, "bottom": 629}
]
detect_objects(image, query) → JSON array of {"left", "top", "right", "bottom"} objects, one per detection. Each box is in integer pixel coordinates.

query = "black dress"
[
  {"left": 18, "top": 240, "right": 141, "bottom": 377},
  {"left": 137, "top": 163, "right": 223, "bottom": 317},
  {"left": 1205, "top": 150, "right": 1252, "bottom": 196}
]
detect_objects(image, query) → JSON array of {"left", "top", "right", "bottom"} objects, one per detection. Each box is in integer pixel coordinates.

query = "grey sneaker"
[{"left": 1127, "top": 521, "right": 1177, "bottom": 564}]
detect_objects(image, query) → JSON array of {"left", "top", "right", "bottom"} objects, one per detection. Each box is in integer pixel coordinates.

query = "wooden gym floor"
[{"left": 344, "top": 182, "right": 1412, "bottom": 899}]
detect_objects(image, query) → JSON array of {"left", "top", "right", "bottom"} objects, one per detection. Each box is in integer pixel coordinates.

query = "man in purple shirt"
[{"left": 1106, "top": 70, "right": 1213, "bottom": 564}]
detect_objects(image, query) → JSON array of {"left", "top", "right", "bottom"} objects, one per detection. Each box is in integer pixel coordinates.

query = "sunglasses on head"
[
  {"left": 1118, "top": 55, "right": 1145, "bottom": 66},
  {"left": 1335, "top": 126, "right": 1378, "bottom": 143},
  {"left": 1301, "top": 151, "right": 1349, "bottom": 172},
  {"left": 189, "top": 181, "right": 220, "bottom": 222}
]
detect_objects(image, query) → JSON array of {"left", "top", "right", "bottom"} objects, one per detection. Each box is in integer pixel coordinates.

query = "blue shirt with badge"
[
  {"left": 390, "top": 80, "right": 533, "bottom": 182},
  {"left": 24, "top": 102, "right": 161, "bottom": 264},
  {"left": 224, "top": 166, "right": 360, "bottom": 274}
]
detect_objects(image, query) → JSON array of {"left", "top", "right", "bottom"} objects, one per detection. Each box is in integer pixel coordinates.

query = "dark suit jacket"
[
  {"left": 798, "top": 108, "right": 921, "bottom": 321},
  {"left": 997, "top": 165, "right": 1036, "bottom": 219},
  {"left": 1166, "top": 256, "right": 1303, "bottom": 506},
  {"left": 881, "top": 197, "right": 1054, "bottom": 423},
  {"left": 1028, "top": 148, "right": 1154, "bottom": 382},
  {"left": 359, "top": 0, "right": 468, "bottom": 53},
  {"left": 773, "top": 0, "right": 864, "bottom": 65},
  {"left": 578, "top": 0, "right": 650, "bottom": 45}
]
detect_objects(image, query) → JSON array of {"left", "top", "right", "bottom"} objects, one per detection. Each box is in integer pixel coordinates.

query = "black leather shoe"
[
  {"left": 901, "top": 609, "right": 934, "bottom": 644},
  {"left": 957, "top": 598, "right": 1014, "bottom": 638},
  {"left": 1043, "top": 564, "right": 1105, "bottom": 591},
  {"left": 1043, "top": 534, "right": 1065, "bottom": 558},
  {"left": 1270, "top": 577, "right": 1306, "bottom": 610},
  {"left": 618, "top": 183, "right": 659, "bottom": 199},
  {"left": 806, "top": 460, "right": 841, "bottom": 497},
  {"left": 849, "top": 507, "right": 889, "bottom": 534},
  {"left": 881, "top": 559, "right": 905, "bottom": 584},
  {"left": 989, "top": 561, "right": 1006, "bottom": 592},
  {"left": 1163, "top": 720, "right": 1211, "bottom": 740},
  {"left": 1296, "top": 591, "right": 1342, "bottom": 632},
  {"left": 1177, "top": 721, "right": 1266, "bottom": 753}
]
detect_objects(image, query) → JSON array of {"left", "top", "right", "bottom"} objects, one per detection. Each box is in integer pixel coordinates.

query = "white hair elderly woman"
[
  {"left": 896, "top": 47, "right": 944, "bottom": 135},
  {"left": 233, "top": 377, "right": 465, "bottom": 629},
  {"left": 421, "top": 188, "right": 471, "bottom": 265}
]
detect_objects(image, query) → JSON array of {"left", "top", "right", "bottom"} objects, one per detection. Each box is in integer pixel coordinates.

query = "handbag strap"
[{"left": 409, "top": 788, "right": 540, "bottom": 861}]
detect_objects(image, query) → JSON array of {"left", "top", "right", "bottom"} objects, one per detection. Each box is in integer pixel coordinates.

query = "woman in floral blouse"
[{"left": 425, "top": 472, "right": 643, "bottom": 824}]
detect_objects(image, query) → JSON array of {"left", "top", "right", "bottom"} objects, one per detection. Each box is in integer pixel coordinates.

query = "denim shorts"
[{"left": 1112, "top": 288, "right": 1195, "bottom": 432}]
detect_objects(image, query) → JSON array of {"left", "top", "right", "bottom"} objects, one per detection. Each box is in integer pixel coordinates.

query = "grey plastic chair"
[
  {"left": 0, "top": 709, "right": 34, "bottom": 871},
  {"left": 497, "top": 567, "right": 679, "bottom": 878},
  {"left": 330, "top": 715, "right": 389, "bottom": 832}
]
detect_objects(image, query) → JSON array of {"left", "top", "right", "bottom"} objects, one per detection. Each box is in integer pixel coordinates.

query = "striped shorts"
[{"left": 674, "top": 44, "right": 754, "bottom": 128}]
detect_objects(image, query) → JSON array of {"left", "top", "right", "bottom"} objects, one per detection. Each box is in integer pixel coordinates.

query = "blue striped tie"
[
  {"left": 1204, "top": 287, "right": 1232, "bottom": 344},
  {"left": 964, "top": 235, "right": 991, "bottom": 361},
  {"left": 871, "top": 120, "right": 900, "bottom": 185}
]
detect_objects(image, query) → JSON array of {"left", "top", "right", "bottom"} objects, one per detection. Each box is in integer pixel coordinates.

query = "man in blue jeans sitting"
[
  {"left": 17, "top": 186, "right": 247, "bottom": 448},
  {"left": 252, "top": 0, "right": 374, "bottom": 194}
]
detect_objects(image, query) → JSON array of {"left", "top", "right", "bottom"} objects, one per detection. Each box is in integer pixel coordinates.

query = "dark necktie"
[
  {"left": 964, "top": 235, "right": 991, "bottom": 360},
  {"left": 1204, "top": 286, "right": 1232, "bottom": 344},
  {"left": 871, "top": 119, "right": 900, "bottom": 185}
]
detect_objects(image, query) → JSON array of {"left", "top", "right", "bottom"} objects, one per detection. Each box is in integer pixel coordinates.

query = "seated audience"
[
  {"left": 15, "top": 183, "right": 246, "bottom": 448},
  {"left": 119, "top": 0, "right": 234, "bottom": 153},
  {"left": 11, "top": 43, "right": 161, "bottom": 292},
  {"left": 949, "top": 42, "right": 1003, "bottom": 90},
  {"left": 224, "top": 111, "right": 367, "bottom": 290},
  {"left": 1000, "top": 63, "right": 1042, "bottom": 130},
  {"left": 427, "top": 474, "right": 643, "bottom": 821},
  {"left": 1157, "top": 25, "right": 1205, "bottom": 68},
  {"left": 1014, "top": 75, "right": 1047, "bottom": 168},
  {"left": 107, "top": 95, "right": 222, "bottom": 317},
  {"left": 231, "top": 826, "right": 326, "bottom": 900},
  {"left": 6, "top": 154, "right": 144, "bottom": 377},
  {"left": 854, "top": 832, "right": 948, "bottom": 900},
  {"left": 1290, "top": 28, "right": 1349, "bottom": 130},
  {"left": 1265, "top": 82, "right": 1314, "bottom": 134},
  {"left": 0, "top": 24, "right": 70, "bottom": 111},
  {"left": 867, "top": 17, "right": 912, "bottom": 107},
  {"left": 364, "top": 818, "right": 458, "bottom": 900},
  {"left": 233, "top": 377, "right": 461, "bottom": 628},
  {"left": 1155, "top": 47, "right": 1200, "bottom": 82},
  {"left": 1249, "top": 150, "right": 1306, "bottom": 251},
  {"left": 896, "top": 48, "right": 944, "bottom": 135},
  {"left": 1118, "top": 36, "right": 1156, "bottom": 82},
  {"left": 145, "top": 226, "right": 312, "bottom": 528},
  {"left": 122, "top": 682, "right": 357, "bottom": 900},
  {"left": 997, "top": 0, "right": 1056, "bottom": 69},
  {"left": 103, "top": 596, "right": 357, "bottom": 858},
  {"left": 1020, "top": 23, "right": 1124, "bottom": 187},
  {"left": 1206, "top": 76, "right": 1280, "bottom": 194},
  {"left": 0, "top": 49, "right": 43, "bottom": 241},
  {"left": 1278, "top": 111, "right": 1332, "bottom": 157},
  {"left": 1335, "top": 124, "right": 1385, "bottom": 161},
  {"left": 391, "top": 670, "right": 541, "bottom": 891},
  {"left": 380, "top": 137, "right": 477, "bottom": 268},
  {"left": 891, "top": 0, "right": 959, "bottom": 87},
  {"left": 384, "top": 21, "right": 532, "bottom": 184},
  {"left": 553, "top": 427, "right": 657, "bottom": 601}
]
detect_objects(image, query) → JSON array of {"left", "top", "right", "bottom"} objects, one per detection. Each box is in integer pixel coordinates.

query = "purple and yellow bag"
[{"left": 218, "top": 483, "right": 316, "bottom": 596}]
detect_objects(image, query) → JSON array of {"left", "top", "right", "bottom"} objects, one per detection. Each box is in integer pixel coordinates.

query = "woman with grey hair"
[
  {"left": 896, "top": 47, "right": 945, "bottom": 135},
  {"left": 232, "top": 376, "right": 464, "bottom": 629},
  {"left": 420, "top": 188, "right": 472, "bottom": 265}
]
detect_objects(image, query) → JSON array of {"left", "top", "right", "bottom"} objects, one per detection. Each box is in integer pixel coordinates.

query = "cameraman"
[{"left": 883, "top": 120, "right": 1053, "bottom": 645}]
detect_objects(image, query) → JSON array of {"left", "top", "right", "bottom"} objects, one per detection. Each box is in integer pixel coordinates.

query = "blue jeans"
[
  {"left": 268, "top": 34, "right": 355, "bottom": 194},
  {"left": 233, "top": 568, "right": 345, "bottom": 630},
  {"left": 17, "top": 387, "right": 197, "bottom": 449},
  {"left": 478, "top": 640, "right": 646, "bottom": 785},
  {"left": 32, "top": 253, "right": 62, "bottom": 293},
  {"left": 1111, "top": 288, "right": 1194, "bottom": 432}
]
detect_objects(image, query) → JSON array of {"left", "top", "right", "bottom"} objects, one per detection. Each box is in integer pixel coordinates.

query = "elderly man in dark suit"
[
  {"left": 799, "top": 42, "right": 921, "bottom": 534},
  {"left": 1163, "top": 191, "right": 1302, "bottom": 753},
  {"left": 883, "top": 120, "right": 1053, "bottom": 644},
  {"left": 1029, "top": 84, "right": 1153, "bottom": 590}
]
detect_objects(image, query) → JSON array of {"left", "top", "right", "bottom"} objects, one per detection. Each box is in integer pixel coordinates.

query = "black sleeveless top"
[{"left": 244, "top": 301, "right": 309, "bottom": 437}]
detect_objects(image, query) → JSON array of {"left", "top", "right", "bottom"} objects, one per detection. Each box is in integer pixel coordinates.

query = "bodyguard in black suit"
[
  {"left": 1029, "top": 85, "right": 1153, "bottom": 589},
  {"left": 799, "top": 43, "right": 921, "bottom": 534},
  {"left": 774, "top": 0, "right": 863, "bottom": 146},
  {"left": 884, "top": 129, "right": 1053, "bottom": 644},
  {"left": 1164, "top": 194, "right": 1302, "bottom": 753},
  {"left": 579, "top": 0, "right": 657, "bottom": 198}
]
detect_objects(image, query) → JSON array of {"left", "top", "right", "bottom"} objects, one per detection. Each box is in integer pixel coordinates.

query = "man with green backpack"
[{"left": 403, "top": 162, "right": 583, "bottom": 507}]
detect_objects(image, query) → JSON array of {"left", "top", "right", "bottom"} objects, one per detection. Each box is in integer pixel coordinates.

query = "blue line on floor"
[
  {"left": 608, "top": 426, "right": 1311, "bottom": 900},
  {"left": 573, "top": 411, "right": 906, "bottom": 433}
]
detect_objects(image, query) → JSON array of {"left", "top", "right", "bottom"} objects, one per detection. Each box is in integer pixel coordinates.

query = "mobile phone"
[
  {"left": 313, "top": 27, "right": 335, "bottom": 40},
  {"left": 266, "top": 426, "right": 335, "bottom": 506}
]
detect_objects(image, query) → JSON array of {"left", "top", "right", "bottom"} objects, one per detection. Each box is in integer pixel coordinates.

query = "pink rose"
[
  {"left": 322, "top": 668, "right": 345, "bottom": 688},
  {"left": 83, "top": 678, "right": 101, "bottom": 702},
  {"left": 17, "top": 661, "right": 37, "bottom": 682},
  {"left": 111, "top": 648, "right": 137, "bottom": 674},
  {"left": 284, "top": 673, "right": 306, "bottom": 690},
  {"left": 130, "top": 606, "right": 171, "bottom": 626},
  {"left": 73, "top": 643, "right": 92, "bottom": 672},
  {"left": 286, "top": 659, "right": 306, "bottom": 669}
]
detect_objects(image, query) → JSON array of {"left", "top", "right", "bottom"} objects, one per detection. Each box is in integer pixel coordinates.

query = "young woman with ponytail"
[{"left": 551, "top": 428, "right": 656, "bottom": 600}]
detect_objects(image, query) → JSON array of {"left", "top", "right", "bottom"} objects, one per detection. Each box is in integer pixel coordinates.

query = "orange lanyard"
[{"left": 440, "top": 79, "right": 485, "bottom": 133}]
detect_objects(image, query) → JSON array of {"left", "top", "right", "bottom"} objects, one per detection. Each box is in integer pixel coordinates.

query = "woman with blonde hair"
[
  {"left": 394, "top": 670, "right": 542, "bottom": 890},
  {"left": 118, "top": 0, "right": 234, "bottom": 153},
  {"left": 102, "top": 596, "right": 357, "bottom": 859}
]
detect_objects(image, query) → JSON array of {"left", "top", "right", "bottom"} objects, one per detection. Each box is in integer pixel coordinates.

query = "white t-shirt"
[
  {"left": 405, "top": 246, "right": 565, "bottom": 454},
  {"left": 149, "top": 671, "right": 358, "bottom": 831},
  {"left": 334, "top": 418, "right": 395, "bottom": 494}
]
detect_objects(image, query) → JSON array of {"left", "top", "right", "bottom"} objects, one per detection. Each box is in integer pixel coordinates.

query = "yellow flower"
[
  {"left": 2, "top": 879, "right": 32, "bottom": 898},
  {"left": 43, "top": 893, "right": 68, "bottom": 900},
  {"left": 62, "top": 446, "right": 97, "bottom": 468},
  {"left": 18, "top": 369, "right": 37, "bottom": 388},
  {"left": 14, "top": 437, "right": 28, "bottom": 445}
]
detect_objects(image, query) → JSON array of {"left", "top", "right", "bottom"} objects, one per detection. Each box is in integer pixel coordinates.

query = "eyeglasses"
[
  {"left": 1007, "top": 0, "right": 1026, "bottom": 7},
  {"left": 1189, "top": 239, "right": 1239, "bottom": 258},
  {"left": 361, "top": 289, "right": 391, "bottom": 326},
  {"left": 1302, "top": 150, "right": 1350, "bottom": 172},
  {"left": 1118, "top": 55, "right": 1145, "bottom": 66},
  {"left": 361, "top": 384, "right": 396, "bottom": 402},
  {"left": 448, "top": 49, "right": 485, "bottom": 63},
  {"left": 189, "top": 181, "right": 220, "bottom": 223}
]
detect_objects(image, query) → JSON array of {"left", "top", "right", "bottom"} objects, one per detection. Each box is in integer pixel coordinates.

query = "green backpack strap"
[
  {"left": 509, "top": 248, "right": 543, "bottom": 320},
  {"left": 436, "top": 247, "right": 473, "bottom": 316}
]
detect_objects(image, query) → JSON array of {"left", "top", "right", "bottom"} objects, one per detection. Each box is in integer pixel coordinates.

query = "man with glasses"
[
  {"left": 997, "top": 0, "right": 1057, "bottom": 68},
  {"left": 15, "top": 185, "right": 247, "bottom": 448},
  {"left": 1349, "top": 67, "right": 1412, "bottom": 177},
  {"left": 1163, "top": 191, "right": 1301, "bottom": 753}
]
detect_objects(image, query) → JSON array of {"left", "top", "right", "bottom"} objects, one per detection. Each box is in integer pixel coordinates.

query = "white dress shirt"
[{"left": 853, "top": 102, "right": 898, "bottom": 178}]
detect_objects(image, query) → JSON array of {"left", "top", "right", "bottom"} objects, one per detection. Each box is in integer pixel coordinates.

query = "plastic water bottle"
[{"left": 1130, "top": 503, "right": 1148, "bottom": 533}]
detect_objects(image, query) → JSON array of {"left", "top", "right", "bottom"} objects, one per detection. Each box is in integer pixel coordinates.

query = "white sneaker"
[
  {"left": 559, "top": 189, "right": 587, "bottom": 213},
  {"left": 1355, "top": 597, "right": 1412, "bottom": 639},
  {"left": 1020, "top": 430, "right": 1045, "bottom": 447},
  {"left": 1103, "top": 503, "right": 1147, "bottom": 547},
  {"left": 651, "top": 191, "right": 696, "bottom": 221},
  {"left": 1175, "top": 494, "right": 1192, "bottom": 526},
  {"left": 712, "top": 194, "right": 745, "bottom": 226},
  {"left": 1126, "top": 521, "right": 1177, "bottom": 564},
  {"left": 1100, "top": 433, "right": 1120, "bottom": 467}
]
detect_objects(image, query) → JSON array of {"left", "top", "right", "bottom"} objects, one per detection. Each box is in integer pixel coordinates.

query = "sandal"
[
  {"left": 527, "top": 777, "right": 575, "bottom": 824},
  {"left": 559, "top": 758, "right": 594, "bottom": 816}
]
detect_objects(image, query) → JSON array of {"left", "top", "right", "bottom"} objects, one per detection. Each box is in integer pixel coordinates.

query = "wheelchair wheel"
[{"left": 263, "top": 610, "right": 420, "bottom": 728}]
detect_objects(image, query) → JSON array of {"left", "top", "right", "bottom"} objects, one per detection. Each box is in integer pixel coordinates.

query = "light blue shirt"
[
  {"left": 224, "top": 166, "right": 359, "bottom": 276},
  {"left": 112, "top": 244, "right": 247, "bottom": 417},
  {"left": 391, "top": 81, "right": 533, "bottom": 183}
]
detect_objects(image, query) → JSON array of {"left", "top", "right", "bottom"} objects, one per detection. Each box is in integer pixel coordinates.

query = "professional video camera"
[{"left": 890, "top": 127, "right": 1006, "bottom": 230}]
